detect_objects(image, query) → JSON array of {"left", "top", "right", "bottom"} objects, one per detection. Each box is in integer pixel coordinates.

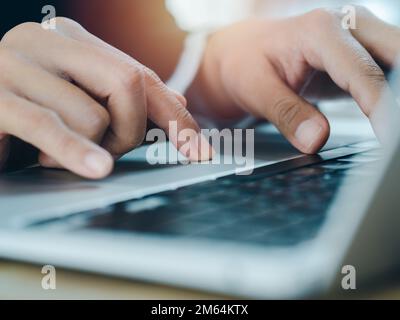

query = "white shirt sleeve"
[
  {"left": 166, "top": 31, "right": 210, "bottom": 95},
  {"left": 166, "top": 0, "right": 256, "bottom": 96},
  {"left": 166, "top": 0, "right": 255, "bottom": 32}
]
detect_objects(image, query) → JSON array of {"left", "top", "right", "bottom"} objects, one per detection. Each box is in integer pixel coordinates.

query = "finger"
[
  {"left": 49, "top": 19, "right": 188, "bottom": 109},
  {"left": 0, "top": 92, "right": 113, "bottom": 179},
  {"left": 0, "top": 50, "right": 110, "bottom": 144},
  {"left": 143, "top": 67, "right": 214, "bottom": 161},
  {"left": 170, "top": 89, "right": 188, "bottom": 108},
  {"left": 0, "top": 51, "right": 110, "bottom": 170},
  {"left": 8, "top": 21, "right": 211, "bottom": 161},
  {"left": 338, "top": 7, "right": 400, "bottom": 143},
  {"left": 303, "top": 22, "right": 389, "bottom": 138},
  {"left": 350, "top": 6, "right": 400, "bottom": 67},
  {"left": 3, "top": 22, "right": 147, "bottom": 157}
]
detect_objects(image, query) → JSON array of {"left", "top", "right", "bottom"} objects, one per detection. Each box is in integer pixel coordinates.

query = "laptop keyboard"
[{"left": 29, "top": 149, "right": 381, "bottom": 247}]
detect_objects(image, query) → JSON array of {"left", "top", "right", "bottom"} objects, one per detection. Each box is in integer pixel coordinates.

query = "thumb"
[{"left": 266, "top": 80, "right": 330, "bottom": 154}]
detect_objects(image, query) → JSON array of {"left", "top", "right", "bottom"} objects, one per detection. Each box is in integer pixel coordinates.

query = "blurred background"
[{"left": 167, "top": 0, "right": 400, "bottom": 31}]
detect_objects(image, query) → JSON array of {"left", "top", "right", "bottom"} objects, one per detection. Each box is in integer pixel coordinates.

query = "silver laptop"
[{"left": 1, "top": 66, "right": 400, "bottom": 299}]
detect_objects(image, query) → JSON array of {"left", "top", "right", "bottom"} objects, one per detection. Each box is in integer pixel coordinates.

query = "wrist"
[{"left": 186, "top": 30, "right": 246, "bottom": 122}]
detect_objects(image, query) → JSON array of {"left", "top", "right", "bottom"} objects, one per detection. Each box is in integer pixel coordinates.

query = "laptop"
[{"left": 1, "top": 66, "right": 400, "bottom": 299}]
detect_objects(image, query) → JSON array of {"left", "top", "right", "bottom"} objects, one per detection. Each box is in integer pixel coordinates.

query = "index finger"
[
  {"left": 143, "top": 67, "right": 214, "bottom": 161},
  {"left": 349, "top": 6, "right": 400, "bottom": 67},
  {"left": 302, "top": 15, "right": 389, "bottom": 139}
]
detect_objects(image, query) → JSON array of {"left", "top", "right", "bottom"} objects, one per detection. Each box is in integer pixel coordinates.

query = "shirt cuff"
[{"left": 166, "top": 31, "right": 210, "bottom": 94}]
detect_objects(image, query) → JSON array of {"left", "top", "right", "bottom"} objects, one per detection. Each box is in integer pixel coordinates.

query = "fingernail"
[
  {"left": 295, "top": 119, "right": 323, "bottom": 152},
  {"left": 84, "top": 150, "right": 113, "bottom": 177}
]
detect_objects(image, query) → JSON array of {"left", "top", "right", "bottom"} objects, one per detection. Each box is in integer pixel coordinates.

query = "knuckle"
[
  {"left": 116, "top": 64, "right": 145, "bottom": 91},
  {"left": 1, "top": 22, "right": 41, "bottom": 44},
  {"left": 357, "top": 57, "right": 385, "bottom": 84},
  {"left": 144, "top": 67, "right": 157, "bottom": 80},
  {"left": 301, "top": 8, "right": 341, "bottom": 41},
  {"left": 52, "top": 17, "right": 85, "bottom": 34},
  {"left": 309, "top": 8, "right": 338, "bottom": 23},
  {"left": 20, "top": 108, "right": 61, "bottom": 139},
  {"left": 273, "top": 98, "right": 303, "bottom": 130},
  {"left": 144, "top": 67, "right": 169, "bottom": 93},
  {"left": 53, "top": 17, "right": 77, "bottom": 27},
  {"left": 178, "top": 94, "right": 188, "bottom": 108},
  {"left": 306, "top": 8, "right": 342, "bottom": 33},
  {"left": 144, "top": 67, "right": 162, "bottom": 84},
  {"left": 87, "top": 107, "right": 110, "bottom": 136}
]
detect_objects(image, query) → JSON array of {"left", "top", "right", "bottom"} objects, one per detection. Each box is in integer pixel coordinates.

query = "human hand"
[
  {"left": 0, "top": 18, "right": 210, "bottom": 179},
  {"left": 195, "top": 6, "right": 399, "bottom": 153}
]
